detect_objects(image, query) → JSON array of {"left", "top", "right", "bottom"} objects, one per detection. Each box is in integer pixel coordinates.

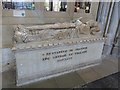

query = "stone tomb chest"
[{"left": 12, "top": 20, "right": 106, "bottom": 86}]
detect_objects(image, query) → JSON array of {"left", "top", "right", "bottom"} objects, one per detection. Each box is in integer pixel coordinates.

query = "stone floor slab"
[
  {"left": 76, "top": 68, "right": 101, "bottom": 84},
  {"left": 55, "top": 72, "right": 85, "bottom": 88},
  {"left": 91, "top": 61, "right": 118, "bottom": 78},
  {"left": 23, "top": 78, "right": 58, "bottom": 88}
]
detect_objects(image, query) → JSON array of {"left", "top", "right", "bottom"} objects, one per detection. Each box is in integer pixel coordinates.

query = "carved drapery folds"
[{"left": 13, "top": 18, "right": 101, "bottom": 43}]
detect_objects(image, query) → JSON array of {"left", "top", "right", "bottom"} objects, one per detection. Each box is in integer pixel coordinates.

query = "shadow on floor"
[{"left": 81, "top": 72, "right": 119, "bottom": 88}]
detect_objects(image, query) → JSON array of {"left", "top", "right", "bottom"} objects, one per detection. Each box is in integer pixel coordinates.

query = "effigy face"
[{"left": 13, "top": 19, "right": 101, "bottom": 44}]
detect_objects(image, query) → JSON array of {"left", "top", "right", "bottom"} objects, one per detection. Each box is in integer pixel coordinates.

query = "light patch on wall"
[
  {"left": 13, "top": 10, "right": 26, "bottom": 17},
  {"left": 45, "top": 0, "right": 67, "bottom": 12},
  {"left": 12, "top": 0, "right": 33, "bottom": 2}
]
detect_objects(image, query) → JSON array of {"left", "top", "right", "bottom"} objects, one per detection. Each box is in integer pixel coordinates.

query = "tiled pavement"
[{"left": 2, "top": 56, "right": 118, "bottom": 88}]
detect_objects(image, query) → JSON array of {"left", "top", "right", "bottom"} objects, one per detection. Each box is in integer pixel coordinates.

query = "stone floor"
[
  {"left": 2, "top": 56, "right": 119, "bottom": 88},
  {"left": 81, "top": 72, "right": 119, "bottom": 88}
]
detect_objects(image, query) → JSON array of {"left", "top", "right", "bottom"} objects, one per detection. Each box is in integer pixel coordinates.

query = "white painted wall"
[{"left": 0, "top": 1, "right": 2, "bottom": 74}]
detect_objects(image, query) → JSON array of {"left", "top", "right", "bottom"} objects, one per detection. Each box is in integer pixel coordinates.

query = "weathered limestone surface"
[
  {"left": 13, "top": 19, "right": 101, "bottom": 44},
  {"left": 12, "top": 19, "right": 105, "bottom": 86}
]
